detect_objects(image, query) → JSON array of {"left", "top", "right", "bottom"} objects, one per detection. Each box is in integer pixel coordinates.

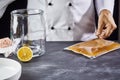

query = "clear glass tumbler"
[{"left": 10, "top": 9, "right": 46, "bottom": 57}]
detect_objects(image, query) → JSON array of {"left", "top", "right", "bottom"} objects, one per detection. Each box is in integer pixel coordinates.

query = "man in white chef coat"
[
  {"left": 27, "top": 0, "right": 117, "bottom": 41},
  {"left": 0, "top": 0, "right": 116, "bottom": 41}
]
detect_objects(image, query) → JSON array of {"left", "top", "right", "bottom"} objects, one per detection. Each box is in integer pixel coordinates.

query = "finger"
[
  {"left": 103, "top": 29, "right": 113, "bottom": 38},
  {"left": 96, "top": 16, "right": 104, "bottom": 36},
  {"left": 104, "top": 24, "right": 112, "bottom": 37},
  {"left": 107, "top": 29, "right": 114, "bottom": 37},
  {"left": 98, "top": 30, "right": 106, "bottom": 39},
  {"left": 108, "top": 15, "right": 117, "bottom": 28}
]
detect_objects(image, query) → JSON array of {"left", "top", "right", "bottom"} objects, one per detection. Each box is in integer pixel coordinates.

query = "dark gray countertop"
[{"left": 1, "top": 42, "right": 120, "bottom": 80}]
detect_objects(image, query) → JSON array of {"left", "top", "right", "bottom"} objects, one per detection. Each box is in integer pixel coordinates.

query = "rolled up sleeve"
[{"left": 95, "top": 0, "right": 115, "bottom": 15}]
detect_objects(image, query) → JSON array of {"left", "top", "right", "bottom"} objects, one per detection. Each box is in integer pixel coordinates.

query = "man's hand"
[{"left": 96, "top": 9, "right": 117, "bottom": 39}]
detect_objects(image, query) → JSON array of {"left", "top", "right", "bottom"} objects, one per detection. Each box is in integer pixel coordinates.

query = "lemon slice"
[{"left": 17, "top": 46, "right": 33, "bottom": 62}]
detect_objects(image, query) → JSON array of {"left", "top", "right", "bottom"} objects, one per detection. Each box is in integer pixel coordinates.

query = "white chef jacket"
[
  {"left": 0, "top": 0, "right": 15, "bottom": 18},
  {"left": 27, "top": 0, "right": 115, "bottom": 41}
]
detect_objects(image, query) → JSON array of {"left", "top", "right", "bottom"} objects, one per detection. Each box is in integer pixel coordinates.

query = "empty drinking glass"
[{"left": 10, "top": 9, "right": 46, "bottom": 57}]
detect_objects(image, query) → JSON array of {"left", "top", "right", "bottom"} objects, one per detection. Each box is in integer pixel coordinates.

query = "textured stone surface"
[{"left": 1, "top": 42, "right": 120, "bottom": 80}]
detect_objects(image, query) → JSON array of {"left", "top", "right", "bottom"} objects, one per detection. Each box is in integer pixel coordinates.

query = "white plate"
[{"left": 0, "top": 58, "right": 22, "bottom": 80}]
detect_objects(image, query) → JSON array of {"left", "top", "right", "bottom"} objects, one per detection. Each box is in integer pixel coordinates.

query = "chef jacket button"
[
  {"left": 48, "top": 2, "right": 53, "bottom": 6},
  {"left": 68, "top": 3, "right": 72, "bottom": 6},
  {"left": 68, "top": 27, "right": 71, "bottom": 30},
  {"left": 51, "top": 26, "right": 55, "bottom": 30}
]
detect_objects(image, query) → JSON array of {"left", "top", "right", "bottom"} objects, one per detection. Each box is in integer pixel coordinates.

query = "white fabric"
[
  {"left": 0, "top": 0, "right": 15, "bottom": 18},
  {"left": 27, "top": 0, "right": 115, "bottom": 41},
  {"left": 96, "top": 0, "right": 115, "bottom": 15}
]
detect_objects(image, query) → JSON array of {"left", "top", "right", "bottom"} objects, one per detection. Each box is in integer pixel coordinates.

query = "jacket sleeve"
[
  {"left": 0, "top": 0, "right": 15, "bottom": 18},
  {"left": 95, "top": 0, "right": 115, "bottom": 15}
]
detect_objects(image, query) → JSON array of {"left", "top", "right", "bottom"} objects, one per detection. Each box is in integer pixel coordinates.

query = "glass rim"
[{"left": 11, "top": 9, "right": 44, "bottom": 16}]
